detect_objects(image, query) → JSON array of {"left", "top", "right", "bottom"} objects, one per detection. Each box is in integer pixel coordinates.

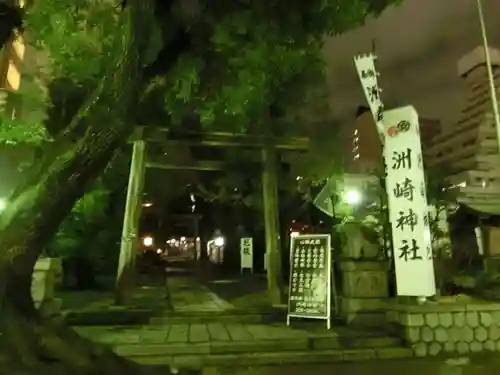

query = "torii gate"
[{"left": 114, "top": 126, "right": 309, "bottom": 306}]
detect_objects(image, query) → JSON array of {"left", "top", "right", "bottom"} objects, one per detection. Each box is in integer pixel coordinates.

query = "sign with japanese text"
[
  {"left": 240, "top": 237, "right": 253, "bottom": 273},
  {"left": 287, "top": 234, "right": 331, "bottom": 328},
  {"left": 384, "top": 106, "right": 436, "bottom": 297},
  {"left": 354, "top": 54, "right": 385, "bottom": 140}
]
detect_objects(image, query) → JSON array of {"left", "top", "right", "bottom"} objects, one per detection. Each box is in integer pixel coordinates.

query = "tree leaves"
[{"left": 0, "top": 116, "right": 50, "bottom": 144}]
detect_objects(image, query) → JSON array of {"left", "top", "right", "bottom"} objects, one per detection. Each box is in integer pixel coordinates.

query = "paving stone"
[
  {"left": 454, "top": 312, "right": 465, "bottom": 327},
  {"left": 483, "top": 340, "right": 495, "bottom": 351},
  {"left": 489, "top": 324, "right": 500, "bottom": 340},
  {"left": 456, "top": 342, "right": 469, "bottom": 354},
  {"left": 189, "top": 324, "right": 210, "bottom": 343},
  {"left": 435, "top": 327, "right": 448, "bottom": 343},
  {"left": 245, "top": 324, "right": 281, "bottom": 340},
  {"left": 439, "top": 313, "right": 453, "bottom": 328},
  {"left": 425, "top": 313, "right": 439, "bottom": 328},
  {"left": 207, "top": 323, "right": 230, "bottom": 341},
  {"left": 428, "top": 342, "right": 442, "bottom": 356},
  {"left": 167, "top": 324, "right": 189, "bottom": 343},
  {"left": 140, "top": 328, "right": 169, "bottom": 343},
  {"left": 225, "top": 324, "right": 253, "bottom": 341},
  {"left": 413, "top": 342, "right": 427, "bottom": 357},
  {"left": 474, "top": 326, "right": 488, "bottom": 342},
  {"left": 466, "top": 312, "right": 479, "bottom": 327},
  {"left": 405, "top": 327, "right": 420, "bottom": 342},
  {"left": 449, "top": 327, "right": 462, "bottom": 342},
  {"left": 421, "top": 326, "right": 434, "bottom": 343},
  {"left": 462, "top": 326, "right": 474, "bottom": 343},
  {"left": 114, "top": 344, "right": 170, "bottom": 357},
  {"left": 403, "top": 314, "right": 424, "bottom": 327},
  {"left": 491, "top": 311, "right": 500, "bottom": 323},
  {"left": 480, "top": 312, "right": 493, "bottom": 327},
  {"left": 443, "top": 342, "right": 455, "bottom": 353},
  {"left": 470, "top": 342, "right": 482, "bottom": 353}
]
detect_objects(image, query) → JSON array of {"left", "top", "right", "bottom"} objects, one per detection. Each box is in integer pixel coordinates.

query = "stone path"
[
  {"left": 75, "top": 322, "right": 411, "bottom": 368},
  {"left": 167, "top": 277, "right": 235, "bottom": 312}
]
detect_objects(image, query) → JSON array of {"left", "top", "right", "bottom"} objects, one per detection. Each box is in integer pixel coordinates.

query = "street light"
[
  {"left": 344, "top": 189, "right": 361, "bottom": 205},
  {"left": 214, "top": 236, "right": 225, "bottom": 247},
  {"left": 143, "top": 236, "right": 153, "bottom": 247}
]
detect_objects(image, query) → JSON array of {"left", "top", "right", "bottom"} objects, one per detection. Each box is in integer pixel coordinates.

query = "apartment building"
[
  {"left": 344, "top": 106, "right": 440, "bottom": 174},
  {"left": 425, "top": 46, "right": 500, "bottom": 213}
]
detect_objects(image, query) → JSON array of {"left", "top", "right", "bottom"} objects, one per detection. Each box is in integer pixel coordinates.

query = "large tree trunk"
[{"left": 0, "top": 1, "right": 174, "bottom": 374}]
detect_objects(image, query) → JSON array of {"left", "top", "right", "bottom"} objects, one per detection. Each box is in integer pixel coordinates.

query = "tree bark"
[{"left": 0, "top": 1, "right": 175, "bottom": 373}]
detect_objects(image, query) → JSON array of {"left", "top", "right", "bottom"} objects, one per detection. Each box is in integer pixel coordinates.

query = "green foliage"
[
  {"left": 49, "top": 185, "right": 110, "bottom": 257},
  {"left": 158, "top": 0, "right": 402, "bottom": 131},
  {"left": 48, "top": 152, "right": 129, "bottom": 265},
  {"left": 0, "top": 114, "right": 50, "bottom": 145},
  {"left": 9, "top": 0, "right": 402, "bottom": 263},
  {"left": 25, "top": 1, "right": 120, "bottom": 81}
]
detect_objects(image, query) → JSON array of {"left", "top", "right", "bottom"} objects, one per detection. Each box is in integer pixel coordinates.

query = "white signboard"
[
  {"left": 240, "top": 237, "right": 253, "bottom": 273},
  {"left": 383, "top": 106, "right": 436, "bottom": 297},
  {"left": 354, "top": 54, "right": 385, "bottom": 140}
]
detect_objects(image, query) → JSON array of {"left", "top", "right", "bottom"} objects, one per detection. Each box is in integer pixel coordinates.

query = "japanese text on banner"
[
  {"left": 383, "top": 106, "right": 436, "bottom": 297},
  {"left": 354, "top": 54, "right": 385, "bottom": 138}
]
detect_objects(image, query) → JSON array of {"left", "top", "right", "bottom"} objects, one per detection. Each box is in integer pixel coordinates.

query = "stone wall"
[
  {"left": 339, "top": 261, "right": 389, "bottom": 326},
  {"left": 387, "top": 300, "right": 500, "bottom": 356}
]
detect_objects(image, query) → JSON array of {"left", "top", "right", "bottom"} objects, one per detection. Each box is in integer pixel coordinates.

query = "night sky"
[{"left": 324, "top": 0, "right": 500, "bottom": 125}]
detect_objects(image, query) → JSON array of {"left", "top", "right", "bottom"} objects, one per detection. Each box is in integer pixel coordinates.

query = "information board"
[{"left": 286, "top": 234, "right": 331, "bottom": 329}]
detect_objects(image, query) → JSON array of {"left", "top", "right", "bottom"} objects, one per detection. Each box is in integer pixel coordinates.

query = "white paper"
[
  {"left": 240, "top": 237, "right": 253, "bottom": 270},
  {"left": 354, "top": 54, "right": 385, "bottom": 140},
  {"left": 383, "top": 106, "right": 436, "bottom": 297}
]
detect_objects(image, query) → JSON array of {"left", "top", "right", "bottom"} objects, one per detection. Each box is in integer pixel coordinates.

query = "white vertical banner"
[
  {"left": 384, "top": 106, "right": 436, "bottom": 297},
  {"left": 354, "top": 54, "right": 385, "bottom": 139},
  {"left": 240, "top": 237, "right": 253, "bottom": 273}
]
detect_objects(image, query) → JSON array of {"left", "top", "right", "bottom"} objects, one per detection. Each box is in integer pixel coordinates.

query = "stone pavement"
[
  {"left": 167, "top": 277, "right": 235, "bottom": 313},
  {"left": 75, "top": 322, "right": 412, "bottom": 369}
]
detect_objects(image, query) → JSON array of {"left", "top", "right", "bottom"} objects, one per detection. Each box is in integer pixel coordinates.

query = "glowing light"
[
  {"left": 290, "top": 232, "right": 300, "bottom": 237},
  {"left": 143, "top": 236, "right": 153, "bottom": 247},
  {"left": 142, "top": 202, "right": 153, "bottom": 207},
  {"left": 156, "top": 248, "right": 162, "bottom": 254},
  {"left": 0, "top": 199, "right": 6, "bottom": 212},
  {"left": 344, "top": 189, "right": 361, "bottom": 205},
  {"left": 214, "top": 237, "right": 224, "bottom": 247}
]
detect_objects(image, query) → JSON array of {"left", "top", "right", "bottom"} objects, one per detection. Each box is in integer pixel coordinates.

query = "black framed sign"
[{"left": 286, "top": 233, "right": 332, "bottom": 329}]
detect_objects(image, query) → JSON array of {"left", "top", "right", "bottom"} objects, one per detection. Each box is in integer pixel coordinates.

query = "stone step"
[
  {"left": 65, "top": 309, "right": 155, "bottom": 326},
  {"left": 149, "top": 312, "right": 283, "bottom": 325},
  {"left": 66, "top": 309, "right": 287, "bottom": 326},
  {"left": 113, "top": 335, "right": 402, "bottom": 357},
  {"left": 127, "top": 346, "right": 414, "bottom": 369}
]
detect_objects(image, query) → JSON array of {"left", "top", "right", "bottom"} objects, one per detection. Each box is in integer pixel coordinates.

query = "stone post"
[
  {"left": 31, "top": 257, "right": 63, "bottom": 318},
  {"left": 339, "top": 260, "right": 389, "bottom": 326}
]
